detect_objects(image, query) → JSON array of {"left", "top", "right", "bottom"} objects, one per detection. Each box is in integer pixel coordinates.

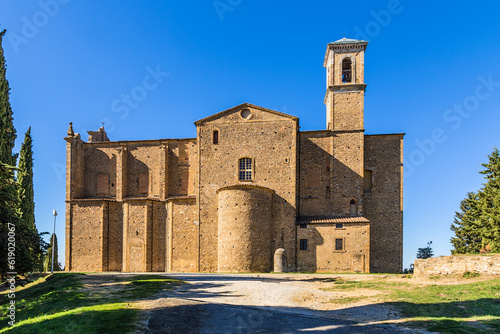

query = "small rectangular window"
[
  {"left": 300, "top": 239, "right": 308, "bottom": 250},
  {"left": 335, "top": 223, "right": 343, "bottom": 229},
  {"left": 335, "top": 238, "right": 344, "bottom": 251},
  {"left": 213, "top": 130, "right": 219, "bottom": 145},
  {"left": 363, "top": 169, "right": 373, "bottom": 192},
  {"left": 300, "top": 224, "right": 307, "bottom": 229}
]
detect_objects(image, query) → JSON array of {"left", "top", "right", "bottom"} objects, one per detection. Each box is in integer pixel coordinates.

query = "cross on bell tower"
[{"left": 324, "top": 38, "right": 368, "bottom": 131}]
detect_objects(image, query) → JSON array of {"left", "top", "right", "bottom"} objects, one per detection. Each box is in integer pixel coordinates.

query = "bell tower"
[{"left": 324, "top": 38, "right": 368, "bottom": 131}]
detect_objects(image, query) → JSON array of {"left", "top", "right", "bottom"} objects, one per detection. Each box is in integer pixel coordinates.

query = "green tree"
[
  {"left": 450, "top": 192, "right": 482, "bottom": 254},
  {"left": 0, "top": 30, "right": 44, "bottom": 275},
  {"left": 0, "top": 162, "right": 20, "bottom": 277},
  {"left": 17, "top": 127, "right": 45, "bottom": 271},
  {"left": 44, "top": 234, "right": 61, "bottom": 272},
  {"left": 451, "top": 148, "right": 500, "bottom": 254},
  {"left": 417, "top": 241, "right": 433, "bottom": 259},
  {"left": 0, "top": 29, "right": 19, "bottom": 277},
  {"left": 0, "top": 29, "right": 17, "bottom": 167},
  {"left": 478, "top": 148, "right": 500, "bottom": 251},
  {"left": 17, "top": 128, "right": 34, "bottom": 227}
]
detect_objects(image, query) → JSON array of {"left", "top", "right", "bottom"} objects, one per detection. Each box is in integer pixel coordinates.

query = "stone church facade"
[{"left": 64, "top": 38, "right": 404, "bottom": 273}]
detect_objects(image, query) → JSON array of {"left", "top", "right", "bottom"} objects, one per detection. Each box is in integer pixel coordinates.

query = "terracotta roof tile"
[{"left": 296, "top": 215, "right": 370, "bottom": 224}]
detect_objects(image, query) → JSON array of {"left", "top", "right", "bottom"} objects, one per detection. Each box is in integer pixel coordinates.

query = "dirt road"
[{"left": 143, "top": 273, "right": 426, "bottom": 333}]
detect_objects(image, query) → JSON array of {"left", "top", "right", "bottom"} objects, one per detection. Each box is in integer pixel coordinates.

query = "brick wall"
[
  {"left": 217, "top": 185, "right": 274, "bottom": 272},
  {"left": 297, "top": 222, "right": 369, "bottom": 272},
  {"left": 363, "top": 134, "right": 404, "bottom": 273},
  {"left": 196, "top": 105, "right": 298, "bottom": 272},
  {"left": 169, "top": 199, "right": 197, "bottom": 272},
  {"left": 69, "top": 201, "right": 106, "bottom": 271}
]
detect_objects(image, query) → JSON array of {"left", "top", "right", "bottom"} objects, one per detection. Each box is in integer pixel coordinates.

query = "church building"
[{"left": 64, "top": 38, "right": 404, "bottom": 273}]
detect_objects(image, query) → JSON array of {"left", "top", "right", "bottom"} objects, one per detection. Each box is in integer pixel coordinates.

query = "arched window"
[
  {"left": 342, "top": 58, "right": 352, "bottom": 83},
  {"left": 349, "top": 200, "right": 357, "bottom": 216},
  {"left": 239, "top": 158, "right": 252, "bottom": 181}
]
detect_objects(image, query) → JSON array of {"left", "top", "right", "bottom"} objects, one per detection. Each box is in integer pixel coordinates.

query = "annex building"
[{"left": 65, "top": 38, "right": 404, "bottom": 273}]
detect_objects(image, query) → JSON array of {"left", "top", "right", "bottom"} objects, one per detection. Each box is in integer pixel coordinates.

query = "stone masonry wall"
[
  {"left": 299, "top": 131, "right": 333, "bottom": 216},
  {"left": 170, "top": 199, "right": 197, "bottom": 272},
  {"left": 197, "top": 105, "right": 298, "bottom": 272},
  {"left": 330, "top": 91, "right": 365, "bottom": 132},
  {"left": 168, "top": 140, "right": 197, "bottom": 196},
  {"left": 414, "top": 254, "right": 500, "bottom": 277},
  {"left": 299, "top": 130, "right": 363, "bottom": 216},
  {"left": 297, "top": 223, "right": 369, "bottom": 273},
  {"left": 107, "top": 201, "right": 123, "bottom": 271},
  {"left": 217, "top": 185, "right": 274, "bottom": 272},
  {"left": 126, "top": 143, "right": 161, "bottom": 198},
  {"left": 69, "top": 201, "right": 105, "bottom": 271},
  {"left": 363, "top": 134, "right": 404, "bottom": 273},
  {"left": 84, "top": 145, "right": 117, "bottom": 198},
  {"left": 332, "top": 131, "right": 364, "bottom": 215},
  {"left": 152, "top": 201, "right": 167, "bottom": 272},
  {"left": 123, "top": 201, "right": 152, "bottom": 272}
]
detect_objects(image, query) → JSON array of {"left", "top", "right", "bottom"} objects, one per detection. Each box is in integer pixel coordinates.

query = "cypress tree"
[
  {"left": 0, "top": 29, "right": 20, "bottom": 277},
  {"left": 0, "top": 30, "right": 44, "bottom": 275},
  {"left": 17, "top": 127, "right": 45, "bottom": 271},
  {"left": 44, "top": 234, "right": 61, "bottom": 272},
  {"left": 450, "top": 192, "right": 482, "bottom": 254},
  {"left": 0, "top": 29, "right": 17, "bottom": 167},
  {"left": 0, "top": 162, "right": 20, "bottom": 276},
  {"left": 17, "top": 127, "right": 35, "bottom": 226}
]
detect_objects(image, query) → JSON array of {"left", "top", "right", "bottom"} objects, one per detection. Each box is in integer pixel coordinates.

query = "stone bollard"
[{"left": 274, "top": 248, "right": 286, "bottom": 273}]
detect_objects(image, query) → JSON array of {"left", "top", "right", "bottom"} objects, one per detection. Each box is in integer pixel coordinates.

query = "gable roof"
[{"left": 194, "top": 103, "right": 298, "bottom": 126}]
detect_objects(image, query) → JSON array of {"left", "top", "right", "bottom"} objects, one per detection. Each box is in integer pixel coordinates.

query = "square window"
[
  {"left": 335, "top": 223, "right": 343, "bottom": 229},
  {"left": 299, "top": 224, "right": 307, "bottom": 229},
  {"left": 335, "top": 238, "right": 344, "bottom": 251},
  {"left": 300, "top": 239, "right": 308, "bottom": 250}
]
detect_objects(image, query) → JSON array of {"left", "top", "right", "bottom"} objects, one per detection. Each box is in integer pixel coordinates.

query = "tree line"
[
  {"left": 0, "top": 29, "right": 58, "bottom": 277},
  {"left": 451, "top": 148, "right": 500, "bottom": 254}
]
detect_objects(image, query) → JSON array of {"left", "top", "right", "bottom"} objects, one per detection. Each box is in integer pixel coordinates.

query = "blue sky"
[{"left": 1, "top": 1, "right": 499, "bottom": 269}]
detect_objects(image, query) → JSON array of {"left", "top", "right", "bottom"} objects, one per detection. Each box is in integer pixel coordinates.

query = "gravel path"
[{"left": 144, "top": 273, "right": 428, "bottom": 334}]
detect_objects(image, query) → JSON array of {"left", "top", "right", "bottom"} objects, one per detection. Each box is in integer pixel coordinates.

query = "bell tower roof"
[
  {"left": 330, "top": 37, "right": 367, "bottom": 45},
  {"left": 324, "top": 38, "right": 368, "bottom": 67}
]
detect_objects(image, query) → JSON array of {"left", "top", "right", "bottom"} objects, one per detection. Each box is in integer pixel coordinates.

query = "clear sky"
[{"left": 1, "top": 1, "right": 499, "bottom": 270}]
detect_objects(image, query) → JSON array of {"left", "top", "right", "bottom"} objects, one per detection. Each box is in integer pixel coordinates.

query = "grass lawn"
[
  {"left": 323, "top": 276, "right": 500, "bottom": 333},
  {"left": 0, "top": 273, "right": 182, "bottom": 334}
]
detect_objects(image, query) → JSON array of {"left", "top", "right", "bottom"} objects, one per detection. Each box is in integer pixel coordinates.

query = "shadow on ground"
[{"left": 147, "top": 273, "right": 500, "bottom": 334}]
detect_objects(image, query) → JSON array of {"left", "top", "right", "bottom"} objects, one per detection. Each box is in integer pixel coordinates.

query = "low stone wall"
[{"left": 414, "top": 254, "right": 500, "bottom": 277}]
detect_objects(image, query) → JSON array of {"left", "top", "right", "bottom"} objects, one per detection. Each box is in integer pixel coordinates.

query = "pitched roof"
[
  {"left": 296, "top": 215, "right": 370, "bottom": 224},
  {"left": 330, "top": 37, "right": 367, "bottom": 45},
  {"left": 324, "top": 37, "right": 369, "bottom": 66},
  {"left": 194, "top": 103, "right": 298, "bottom": 126}
]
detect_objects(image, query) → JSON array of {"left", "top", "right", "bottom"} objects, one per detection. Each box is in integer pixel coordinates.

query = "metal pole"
[{"left": 51, "top": 210, "right": 57, "bottom": 273}]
